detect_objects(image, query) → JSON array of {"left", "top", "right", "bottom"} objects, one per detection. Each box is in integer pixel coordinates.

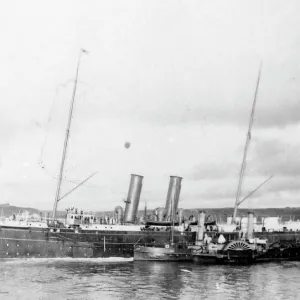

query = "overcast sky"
[{"left": 0, "top": 0, "right": 299, "bottom": 211}]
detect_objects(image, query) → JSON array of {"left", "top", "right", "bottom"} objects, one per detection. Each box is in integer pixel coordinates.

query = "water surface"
[{"left": 1, "top": 258, "right": 299, "bottom": 299}]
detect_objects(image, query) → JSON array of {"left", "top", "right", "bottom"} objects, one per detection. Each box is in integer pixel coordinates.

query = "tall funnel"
[
  {"left": 196, "top": 211, "right": 206, "bottom": 245},
  {"left": 114, "top": 206, "right": 123, "bottom": 224},
  {"left": 247, "top": 212, "right": 254, "bottom": 239},
  {"left": 177, "top": 208, "right": 184, "bottom": 224},
  {"left": 123, "top": 174, "right": 144, "bottom": 223},
  {"left": 164, "top": 176, "right": 182, "bottom": 221},
  {"left": 155, "top": 207, "right": 166, "bottom": 222}
]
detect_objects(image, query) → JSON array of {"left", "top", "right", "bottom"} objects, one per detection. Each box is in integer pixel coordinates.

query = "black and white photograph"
[{"left": 0, "top": 1, "right": 300, "bottom": 299}]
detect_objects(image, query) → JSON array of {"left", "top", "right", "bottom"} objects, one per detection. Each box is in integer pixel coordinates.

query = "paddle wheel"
[
  {"left": 222, "top": 241, "right": 255, "bottom": 263},
  {"left": 223, "top": 241, "right": 252, "bottom": 251}
]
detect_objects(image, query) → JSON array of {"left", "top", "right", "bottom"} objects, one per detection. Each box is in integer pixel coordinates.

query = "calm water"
[{"left": 0, "top": 258, "right": 300, "bottom": 300}]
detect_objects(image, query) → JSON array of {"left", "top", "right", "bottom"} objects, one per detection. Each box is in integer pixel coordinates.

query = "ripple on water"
[{"left": 1, "top": 260, "right": 300, "bottom": 299}]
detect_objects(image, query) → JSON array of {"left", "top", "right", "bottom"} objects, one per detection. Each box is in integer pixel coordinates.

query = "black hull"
[
  {"left": 193, "top": 256, "right": 300, "bottom": 265},
  {"left": 193, "top": 246, "right": 300, "bottom": 265},
  {"left": 0, "top": 226, "right": 195, "bottom": 258}
]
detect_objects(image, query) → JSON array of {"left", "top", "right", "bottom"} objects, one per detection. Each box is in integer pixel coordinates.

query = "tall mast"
[
  {"left": 232, "top": 63, "right": 262, "bottom": 223},
  {"left": 52, "top": 49, "right": 87, "bottom": 221}
]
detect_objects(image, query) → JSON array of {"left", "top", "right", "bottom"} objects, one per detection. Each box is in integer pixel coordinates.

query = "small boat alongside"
[
  {"left": 134, "top": 179, "right": 193, "bottom": 262},
  {"left": 134, "top": 243, "right": 192, "bottom": 261}
]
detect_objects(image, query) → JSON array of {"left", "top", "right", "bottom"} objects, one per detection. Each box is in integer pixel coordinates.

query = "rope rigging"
[{"left": 38, "top": 78, "right": 74, "bottom": 178}]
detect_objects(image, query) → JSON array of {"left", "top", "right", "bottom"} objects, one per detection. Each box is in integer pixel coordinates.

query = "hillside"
[
  {"left": 0, "top": 203, "right": 40, "bottom": 217},
  {"left": 1, "top": 204, "right": 300, "bottom": 221}
]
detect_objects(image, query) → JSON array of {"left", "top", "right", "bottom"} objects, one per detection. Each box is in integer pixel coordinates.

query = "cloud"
[
  {"left": 182, "top": 175, "right": 300, "bottom": 209},
  {"left": 84, "top": 77, "right": 300, "bottom": 130},
  {"left": 187, "top": 161, "right": 240, "bottom": 180},
  {"left": 1, "top": 0, "right": 300, "bottom": 211},
  {"left": 266, "top": 176, "right": 300, "bottom": 193},
  {"left": 254, "top": 139, "right": 300, "bottom": 176},
  {"left": 131, "top": 85, "right": 300, "bottom": 129},
  {"left": 255, "top": 99, "right": 300, "bottom": 128},
  {"left": 182, "top": 136, "right": 300, "bottom": 208}
]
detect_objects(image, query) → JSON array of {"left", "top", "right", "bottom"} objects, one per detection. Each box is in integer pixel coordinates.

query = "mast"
[
  {"left": 232, "top": 63, "right": 262, "bottom": 223},
  {"left": 51, "top": 49, "right": 87, "bottom": 221}
]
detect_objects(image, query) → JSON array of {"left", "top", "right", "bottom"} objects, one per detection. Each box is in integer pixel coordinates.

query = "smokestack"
[
  {"left": 164, "top": 176, "right": 182, "bottom": 221},
  {"left": 177, "top": 208, "right": 184, "bottom": 224},
  {"left": 155, "top": 207, "right": 166, "bottom": 222},
  {"left": 114, "top": 206, "right": 123, "bottom": 224},
  {"left": 143, "top": 201, "right": 147, "bottom": 222},
  {"left": 123, "top": 174, "right": 144, "bottom": 223},
  {"left": 247, "top": 212, "right": 254, "bottom": 239},
  {"left": 196, "top": 211, "right": 206, "bottom": 245}
]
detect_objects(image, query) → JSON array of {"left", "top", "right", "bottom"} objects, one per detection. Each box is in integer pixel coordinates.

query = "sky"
[{"left": 0, "top": 0, "right": 299, "bottom": 212}]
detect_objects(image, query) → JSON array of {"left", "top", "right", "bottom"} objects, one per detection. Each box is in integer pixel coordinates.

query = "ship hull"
[
  {"left": 193, "top": 252, "right": 300, "bottom": 265},
  {"left": 0, "top": 226, "right": 195, "bottom": 258},
  {"left": 192, "top": 238, "right": 300, "bottom": 265}
]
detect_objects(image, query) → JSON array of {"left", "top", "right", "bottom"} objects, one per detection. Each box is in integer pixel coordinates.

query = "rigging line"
[
  {"left": 55, "top": 175, "right": 102, "bottom": 189},
  {"left": 39, "top": 78, "right": 74, "bottom": 169},
  {"left": 38, "top": 96, "right": 57, "bottom": 165},
  {"left": 48, "top": 175, "right": 100, "bottom": 188},
  {"left": 58, "top": 172, "right": 97, "bottom": 202},
  {"left": 63, "top": 179, "right": 102, "bottom": 188},
  {"left": 238, "top": 175, "right": 274, "bottom": 206}
]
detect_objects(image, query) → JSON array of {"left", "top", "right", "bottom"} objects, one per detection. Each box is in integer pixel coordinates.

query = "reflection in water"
[
  {"left": 133, "top": 262, "right": 186, "bottom": 299},
  {"left": 0, "top": 258, "right": 300, "bottom": 299}
]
